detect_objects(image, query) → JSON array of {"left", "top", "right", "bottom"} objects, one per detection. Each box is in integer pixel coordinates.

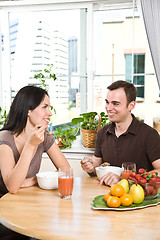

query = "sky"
[{"left": 10, "top": 9, "right": 80, "bottom": 39}]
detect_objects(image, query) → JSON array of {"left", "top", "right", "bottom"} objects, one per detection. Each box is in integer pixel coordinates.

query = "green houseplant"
[
  {"left": 0, "top": 107, "right": 7, "bottom": 129},
  {"left": 54, "top": 125, "right": 79, "bottom": 149},
  {"left": 71, "top": 111, "right": 110, "bottom": 130},
  {"left": 34, "top": 64, "right": 57, "bottom": 90},
  {"left": 71, "top": 111, "right": 110, "bottom": 148},
  {"left": 34, "top": 64, "right": 57, "bottom": 114}
]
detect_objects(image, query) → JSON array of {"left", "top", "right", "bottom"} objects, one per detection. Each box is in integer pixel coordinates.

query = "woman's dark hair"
[
  {"left": 1, "top": 85, "right": 49, "bottom": 136},
  {"left": 107, "top": 80, "right": 137, "bottom": 105}
]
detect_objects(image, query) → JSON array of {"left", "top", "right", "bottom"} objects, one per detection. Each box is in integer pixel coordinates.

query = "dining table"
[{"left": 0, "top": 176, "right": 160, "bottom": 240}]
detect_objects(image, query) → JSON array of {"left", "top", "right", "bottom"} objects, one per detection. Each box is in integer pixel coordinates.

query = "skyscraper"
[{"left": 9, "top": 17, "right": 69, "bottom": 107}]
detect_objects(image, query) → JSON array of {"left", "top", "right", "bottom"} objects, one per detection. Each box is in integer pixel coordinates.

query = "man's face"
[{"left": 105, "top": 88, "right": 134, "bottom": 123}]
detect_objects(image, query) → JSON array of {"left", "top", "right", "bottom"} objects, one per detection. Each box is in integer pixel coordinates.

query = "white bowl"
[
  {"left": 95, "top": 165, "right": 122, "bottom": 180},
  {"left": 36, "top": 171, "right": 58, "bottom": 190}
]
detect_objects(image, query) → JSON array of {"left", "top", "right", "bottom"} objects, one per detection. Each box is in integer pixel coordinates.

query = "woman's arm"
[
  {"left": 0, "top": 143, "right": 37, "bottom": 193},
  {"left": 0, "top": 126, "right": 45, "bottom": 193},
  {"left": 46, "top": 141, "right": 71, "bottom": 170}
]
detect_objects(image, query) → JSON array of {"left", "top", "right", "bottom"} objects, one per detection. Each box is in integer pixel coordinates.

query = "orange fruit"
[
  {"left": 120, "top": 194, "right": 133, "bottom": 206},
  {"left": 110, "top": 184, "right": 125, "bottom": 197},
  {"left": 104, "top": 193, "right": 111, "bottom": 202},
  {"left": 107, "top": 196, "right": 121, "bottom": 208}
]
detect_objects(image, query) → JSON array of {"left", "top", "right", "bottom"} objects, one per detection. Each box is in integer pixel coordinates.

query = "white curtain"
[{"left": 138, "top": 0, "right": 160, "bottom": 89}]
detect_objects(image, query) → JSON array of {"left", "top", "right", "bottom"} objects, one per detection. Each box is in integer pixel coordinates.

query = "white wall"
[{"left": 40, "top": 156, "right": 88, "bottom": 177}]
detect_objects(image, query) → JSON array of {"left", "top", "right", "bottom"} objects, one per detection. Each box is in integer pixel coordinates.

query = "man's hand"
[
  {"left": 99, "top": 172, "right": 121, "bottom": 186},
  {"left": 80, "top": 157, "right": 94, "bottom": 173}
]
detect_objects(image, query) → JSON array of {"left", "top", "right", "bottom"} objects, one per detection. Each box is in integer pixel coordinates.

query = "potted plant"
[
  {"left": 54, "top": 125, "right": 79, "bottom": 149},
  {"left": 0, "top": 107, "right": 7, "bottom": 129},
  {"left": 71, "top": 111, "right": 110, "bottom": 148}
]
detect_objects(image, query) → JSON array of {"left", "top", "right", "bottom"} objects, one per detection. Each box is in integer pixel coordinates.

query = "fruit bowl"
[
  {"left": 127, "top": 168, "right": 160, "bottom": 200},
  {"left": 143, "top": 181, "right": 160, "bottom": 200}
]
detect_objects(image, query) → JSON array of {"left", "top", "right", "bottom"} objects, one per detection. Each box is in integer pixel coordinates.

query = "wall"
[{"left": 40, "top": 155, "right": 88, "bottom": 177}]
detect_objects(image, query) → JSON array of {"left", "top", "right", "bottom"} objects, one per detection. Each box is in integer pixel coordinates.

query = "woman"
[
  {"left": 0, "top": 85, "right": 70, "bottom": 197},
  {"left": 0, "top": 85, "right": 71, "bottom": 239}
]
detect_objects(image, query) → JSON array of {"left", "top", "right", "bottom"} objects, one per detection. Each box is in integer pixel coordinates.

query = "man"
[{"left": 81, "top": 80, "right": 160, "bottom": 186}]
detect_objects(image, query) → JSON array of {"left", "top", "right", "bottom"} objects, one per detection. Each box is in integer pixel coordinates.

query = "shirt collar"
[{"left": 106, "top": 114, "right": 139, "bottom": 136}]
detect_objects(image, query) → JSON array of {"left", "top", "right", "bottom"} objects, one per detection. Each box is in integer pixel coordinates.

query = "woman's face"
[{"left": 28, "top": 95, "right": 52, "bottom": 129}]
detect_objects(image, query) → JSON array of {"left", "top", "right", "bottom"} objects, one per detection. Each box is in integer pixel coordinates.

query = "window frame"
[
  {"left": 0, "top": 1, "right": 94, "bottom": 115},
  {"left": 0, "top": 0, "right": 157, "bottom": 127}
]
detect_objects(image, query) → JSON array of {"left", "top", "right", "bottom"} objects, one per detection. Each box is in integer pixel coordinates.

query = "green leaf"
[
  {"left": 71, "top": 117, "right": 84, "bottom": 125},
  {"left": 34, "top": 64, "right": 57, "bottom": 91}
]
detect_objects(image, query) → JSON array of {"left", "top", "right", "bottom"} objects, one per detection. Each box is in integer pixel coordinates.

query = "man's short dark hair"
[{"left": 107, "top": 80, "right": 137, "bottom": 105}]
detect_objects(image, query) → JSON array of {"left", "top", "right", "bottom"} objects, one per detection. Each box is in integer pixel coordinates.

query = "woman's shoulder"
[
  {"left": 0, "top": 130, "right": 13, "bottom": 140},
  {"left": 0, "top": 130, "right": 14, "bottom": 149}
]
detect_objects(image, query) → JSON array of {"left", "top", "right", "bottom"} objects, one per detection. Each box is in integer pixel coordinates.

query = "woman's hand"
[
  {"left": 99, "top": 172, "right": 121, "bottom": 187},
  {"left": 27, "top": 125, "right": 45, "bottom": 146}
]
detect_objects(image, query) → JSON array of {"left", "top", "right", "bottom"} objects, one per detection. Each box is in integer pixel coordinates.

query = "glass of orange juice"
[
  {"left": 121, "top": 162, "right": 136, "bottom": 179},
  {"left": 58, "top": 168, "right": 74, "bottom": 199}
]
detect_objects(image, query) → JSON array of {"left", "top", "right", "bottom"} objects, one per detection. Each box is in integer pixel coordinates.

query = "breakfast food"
[
  {"left": 120, "top": 193, "right": 133, "bottom": 206},
  {"left": 129, "top": 184, "right": 144, "bottom": 203},
  {"left": 104, "top": 184, "right": 134, "bottom": 207},
  {"left": 110, "top": 184, "right": 125, "bottom": 197},
  {"left": 101, "top": 162, "right": 110, "bottom": 167},
  {"left": 103, "top": 168, "right": 160, "bottom": 208},
  {"left": 107, "top": 196, "right": 121, "bottom": 208},
  {"left": 128, "top": 169, "right": 160, "bottom": 198}
]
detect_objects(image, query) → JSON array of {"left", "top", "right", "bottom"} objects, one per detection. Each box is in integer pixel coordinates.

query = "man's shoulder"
[
  {"left": 135, "top": 119, "right": 159, "bottom": 136},
  {"left": 97, "top": 123, "right": 112, "bottom": 135}
]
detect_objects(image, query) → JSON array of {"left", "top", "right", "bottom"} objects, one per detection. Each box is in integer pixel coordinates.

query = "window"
[
  {"left": 0, "top": 0, "right": 160, "bottom": 128},
  {"left": 125, "top": 54, "right": 145, "bottom": 98},
  {"left": 8, "top": 9, "right": 83, "bottom": 126},
  {"left": 92, "top": 3, "right": 159, "bottom": 125}
]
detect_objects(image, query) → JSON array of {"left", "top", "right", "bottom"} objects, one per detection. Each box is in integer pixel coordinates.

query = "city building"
[{"left": 9, "top": 16, "right": 69, "bottom": 109}]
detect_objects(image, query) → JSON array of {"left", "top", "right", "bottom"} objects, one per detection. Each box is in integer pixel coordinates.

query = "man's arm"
[{"left": 152, "top": 159, "right": 160, "bottom": 175}]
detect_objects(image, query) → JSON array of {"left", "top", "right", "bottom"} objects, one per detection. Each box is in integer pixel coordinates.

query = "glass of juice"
[
  {"left": 121, "top": 162, "right": 136, "bottom": 179},
  {"left": 58, "top": 168, "right": 74, "bottom": 199}
]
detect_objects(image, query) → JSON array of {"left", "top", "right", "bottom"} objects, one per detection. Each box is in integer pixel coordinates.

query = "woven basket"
[{"left": 81, "top": 115, "right": 101, "bottom": 148}]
